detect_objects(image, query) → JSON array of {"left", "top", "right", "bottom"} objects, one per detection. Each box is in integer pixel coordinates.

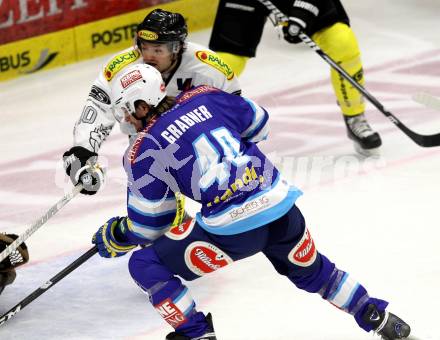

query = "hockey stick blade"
[
  {"left": 0, "top": 184, "right": 83, "bottom": 264},
  {"left": 413, "top": 92, "right": 440, "bottom": 111},
  {"left": 0, "top": 246, "right": 97, "bottom": 326}
]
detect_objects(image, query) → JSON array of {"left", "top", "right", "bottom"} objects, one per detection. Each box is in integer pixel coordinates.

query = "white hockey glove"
[{"left": 63, "top": 146, "right": 105, "bottom": 195}]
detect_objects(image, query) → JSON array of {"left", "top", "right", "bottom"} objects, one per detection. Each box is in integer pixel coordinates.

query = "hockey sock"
[
  {"left": 312, "top": 23, "right": 366, "bottom": 117},
  {"left": 317, "top": 261, "right": 389, "bottom": 332},
  {"left": 128, "top": 247, "right": 209, "bottom": 338}
]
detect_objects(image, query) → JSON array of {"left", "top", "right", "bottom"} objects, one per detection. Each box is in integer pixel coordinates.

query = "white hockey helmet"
[{"left": 111, "top": 63, "right": 167, "bottom": 122}]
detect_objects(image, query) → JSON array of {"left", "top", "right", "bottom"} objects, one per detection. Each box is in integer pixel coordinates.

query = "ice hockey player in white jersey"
[{"left": 63, "top": 9, "right": 241, "bottom": 195}]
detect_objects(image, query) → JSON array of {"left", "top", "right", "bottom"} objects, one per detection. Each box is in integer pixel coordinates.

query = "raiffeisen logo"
[
  {"left": 195, "top": 50, "right": 235, "bottom": 80},
  {"left": 0, "top": 48, "right": 58, "bottom": 74}
]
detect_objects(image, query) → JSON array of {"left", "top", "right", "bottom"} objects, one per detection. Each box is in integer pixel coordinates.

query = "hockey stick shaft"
[
  {"left": 0, "top": 184, "right": 83, "bottom": 263},
  {"left": 255, "top": 0, "right": 440, "bottom": 147},
  {"left": 0, "top": 246, "right": 98, "bottom": 326}
]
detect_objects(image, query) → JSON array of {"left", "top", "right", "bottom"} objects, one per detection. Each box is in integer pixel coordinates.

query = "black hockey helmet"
[{"left": 136, "top": 9, "right": 188, "bottom": 47}]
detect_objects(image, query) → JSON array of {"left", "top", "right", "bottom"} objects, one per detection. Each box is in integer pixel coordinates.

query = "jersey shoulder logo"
[
  {"left": 104, "top": 49, "right": 141, "bottom": 81},
  {"left": 195, "top": 50, "right": 235, "bottom": 80},
  {"left": 89, "top": 85, "right": 111, "bottom": 105}
]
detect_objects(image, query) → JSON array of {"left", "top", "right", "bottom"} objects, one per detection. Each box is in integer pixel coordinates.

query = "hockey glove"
[
  {"left": 92, "top": 217, "right": 137, "bottom": 258},
  {"left": 0, "top": 233, "right": 29, "bottom": 271},
  {"left": 63, "top": 146, "right": 105, "bottom": 195},
  {"left": 0, "top": 233, "right": 29, "bottom": 294},
  {"left": 282, "top": 0, "right": 320, "bottom": 44}
]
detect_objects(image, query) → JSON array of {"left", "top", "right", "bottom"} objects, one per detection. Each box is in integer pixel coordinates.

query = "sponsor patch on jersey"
[
  {"left": 166, "top": 218, "right": 196, "bottom": 241},
  {"left": 154, "top": 298, "right": 187, "bottom": 328},
  {"left": 229, "top": 195, "right": 270, "bottom": 221},
  {"left": 288, "top": 228, "right": 317, "bottom": 267},
  {"left": 104, "top": 49, "right": 141, "bottom": 81},
  {"left": 184, "top": 241, "right": 233, "bottom": 276},
  {"left": 206, "top": 166, "right": 265, "bottom": 208},
  {"left": 195, "top": 50, "right": 235, "bottom": 80},
  {"left": 138, "top": 30, "right": 159, "bottom": 41},
  {"left": 120, "top": 69, "right": 143, "bottom": 88}
]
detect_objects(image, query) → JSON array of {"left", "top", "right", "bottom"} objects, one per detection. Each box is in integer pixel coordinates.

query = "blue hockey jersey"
[{"left": 123, "top": 86, "right": 302, "bottom": 242}]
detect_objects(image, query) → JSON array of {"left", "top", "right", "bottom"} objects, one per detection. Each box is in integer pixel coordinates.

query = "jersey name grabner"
[
  {"left": 73, "top": 42, "right": 241, "bottom": 153},
  {"left": 123, "top": 86, "right": 302, "bottom": 242}
]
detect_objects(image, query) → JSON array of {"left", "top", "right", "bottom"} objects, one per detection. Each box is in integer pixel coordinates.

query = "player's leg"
[
  {"left": 0, "top": 233, "right": 29, "bottom": 295},
  {"left": 129, "top": 217, "right": 270, "bottom": 339},
  {"left": 128, "top": 220, "right": 216, "bottom": 339},
  {"left": 308, "top": 0, "right": 381, "bottom": 155},
  {"left": 208, "top": 0, "right": 268, "bottom": 75},
  {"left": 313, "top": 23, "right": 382, "bottom": 155},
  {"left": 263, "top": 205, "right": 411, "bottom": 339},
  {"left": 129, "top": 245, "right": 215, "bottom": 340}
]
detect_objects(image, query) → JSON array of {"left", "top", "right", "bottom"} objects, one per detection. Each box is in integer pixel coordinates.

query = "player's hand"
[
  {"left": 63, "top": 146, "right": 105, "bottom": 195},
  {"left": 282, "top": 21, "right": 303, "bottom": 43},
  {"left": 92, "top": 217, "right": 137, "bottom": 258},
  {"left": 282, "top": 3, "right": 319, "bottom": 44}
]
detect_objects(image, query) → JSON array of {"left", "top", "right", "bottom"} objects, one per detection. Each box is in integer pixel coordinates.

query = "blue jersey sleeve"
[
  {"left": 239, "top": 97, "right": 269, "bottom": 143},
  {"left": 123, "top": 137, "right": 177, "bottom": 243},
  {"left": 207, "top": 92, "right": 269, "bottom": 143}
]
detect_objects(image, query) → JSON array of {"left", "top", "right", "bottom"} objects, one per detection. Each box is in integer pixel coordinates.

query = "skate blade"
[{"left": 353, "top": 142, "right": 381, "bottom": 158}]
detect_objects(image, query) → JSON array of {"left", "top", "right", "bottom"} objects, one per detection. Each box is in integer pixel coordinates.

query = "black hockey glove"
[
  {"left": 282, "top": 0, "right": 320, "bottom": 44},
  {"left": 63, "top": 146, "right": 105, "bottom": 195}
]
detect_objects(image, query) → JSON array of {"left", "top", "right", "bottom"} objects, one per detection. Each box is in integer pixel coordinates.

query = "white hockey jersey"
[{"left": 73, "top": 42, "right": 241, "bottom": 153}]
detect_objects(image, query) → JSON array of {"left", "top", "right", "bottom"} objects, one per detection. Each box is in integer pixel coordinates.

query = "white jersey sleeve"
[
  {"left": 166, "top": 42, "right": 242, "bottom": 97},
  {"left": 73, "top": 48, "right": 143, "bottom": 152}
]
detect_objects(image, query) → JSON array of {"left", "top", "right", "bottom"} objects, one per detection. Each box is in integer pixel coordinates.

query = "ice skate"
[
  {"left": 363, "top": 304, "right": 411, "bottom": 340},
  {"left": 344, "top": 113, "right": 382, "bottom": 156},
  {"left": 166, "top": 313, "right": 217, "bottom": 340}
]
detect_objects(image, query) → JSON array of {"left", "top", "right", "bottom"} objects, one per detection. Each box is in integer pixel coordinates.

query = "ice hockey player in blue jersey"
[{"left": 92, "top": 64, "right": 411, "bottom": 340}]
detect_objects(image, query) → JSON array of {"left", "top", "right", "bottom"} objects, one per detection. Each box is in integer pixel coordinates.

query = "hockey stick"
[
  {"left": 255, "top": 0, "right": 440, "bottom": 147},
  {"left": 412, "top": 93, "right": 440, "bottom": 111},
  {"left": 0, "top": 245, "right": 98, "bottom": 326},
  {"left": 0, "top": 184, "right": 83, "bottom": 264}
]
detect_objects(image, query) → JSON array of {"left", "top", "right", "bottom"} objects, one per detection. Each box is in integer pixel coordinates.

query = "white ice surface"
[{"left": 0, "top": 1, "right": 439, "bottom": 339}]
